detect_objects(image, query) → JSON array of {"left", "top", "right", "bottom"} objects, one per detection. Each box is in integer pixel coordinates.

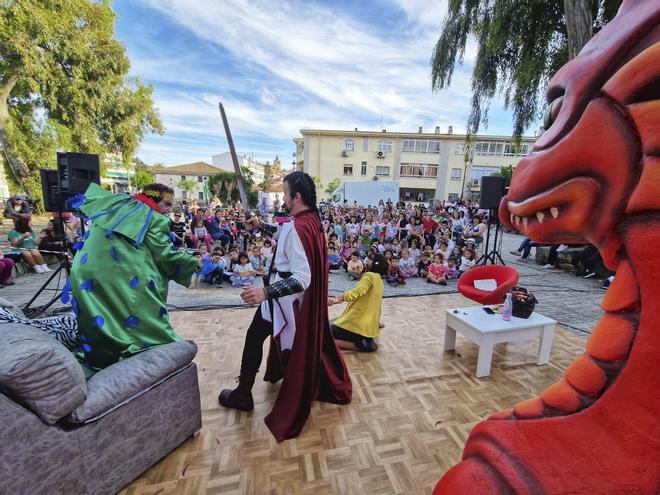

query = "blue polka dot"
[
  {"left": 110, "top": 247, "right": 119, "bottom": 263},
  {"left": 72, "top": 241, "right": 84, "bottom": 251},
  {"left": 148, "top": 280, "right": 156, "bottom": 290},
  {"left": 93, "top": 316, "right": 105, "bottom": 328},
  {"left": 159, "top": 307, "right": 167, "bottom": 317},
  {"left": 129, "top": 276, "right": 139, "bottom": 289},
  {"left": 80, "top": 253, "right": 88, "bottom": 265},
  {"left": 124, "top": 316, "right": 140, "bottom": 328},
  {"left": 82, "top": 343, "right": 92, "bottom": 353},
  {"left": 61, "top": 279, "right": 71, "bottom": 304},
  {"left": 80, "top": 334, "right": 90, "bottom": 343},
  {"left": 80, "top": 279, "right": 95, "bottom": 291}
]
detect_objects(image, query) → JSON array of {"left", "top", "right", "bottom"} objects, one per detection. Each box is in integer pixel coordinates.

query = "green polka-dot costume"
[{"left": 68, "top": 184, "right": 200, "bottom": 375}]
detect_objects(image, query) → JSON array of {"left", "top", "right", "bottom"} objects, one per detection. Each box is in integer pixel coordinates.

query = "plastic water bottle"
[{"left": 503, "top": 293, "right": 513, "bottom": 321}]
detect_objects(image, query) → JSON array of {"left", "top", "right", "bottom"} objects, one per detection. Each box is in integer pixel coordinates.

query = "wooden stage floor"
[{"left": 120, "top": 293, "right": 586, "bottom": 495}]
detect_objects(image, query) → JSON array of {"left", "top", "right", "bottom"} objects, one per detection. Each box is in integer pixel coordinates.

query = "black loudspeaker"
[
  {"left": 40, "top": 169, "right": 60, "bottom": 213},
  {"left": 40, "top": 153, "right": 101, "bottom": 212},
  {"left": 480, "top": 176, "right": 505, "bottom": 209},
  {"left": 57, "top": 152, "right": 100, "bottom": 196}
]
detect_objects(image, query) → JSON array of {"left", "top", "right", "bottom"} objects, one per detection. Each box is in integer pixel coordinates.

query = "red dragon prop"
[{"left": 435, "top": 1, "right": 660, "bottom": 493}]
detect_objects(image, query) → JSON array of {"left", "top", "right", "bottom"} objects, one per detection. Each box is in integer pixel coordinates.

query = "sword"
[{"left": 218, "top": 102, "right": 250, "bottom": 212}]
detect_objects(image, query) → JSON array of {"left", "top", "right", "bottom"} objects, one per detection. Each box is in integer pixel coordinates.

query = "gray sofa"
[{"left": 0, "top": 318, "right": 202, "bottom": 495}]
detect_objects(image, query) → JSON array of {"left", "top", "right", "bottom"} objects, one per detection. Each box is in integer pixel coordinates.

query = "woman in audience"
[
  {"left": 8, "top": 217, "right": 50, "bottom": 273},
  {"left": 329, "top": 253, "right": 388, "bottom": 352}
]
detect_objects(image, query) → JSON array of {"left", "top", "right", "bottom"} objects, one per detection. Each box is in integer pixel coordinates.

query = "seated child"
[
  {"left": 249, "top": 245, "right": 266, "bottom": 276},
  {"left": 427, "top": 254, "right": 448, "bottom": 285},
  {"left": 347, "top": 251, "right": 364, "bottom": 280},
  {"left": 386, "top": 256, "right": 405, "bottom": 286},
  {"left": 200, "top": 250, "right": 226, "bottom": 287},
  {"left": 233, "top": 251, "right": 255, "bottom": 287},
  {"left": 417, "top": 252, "right": 432, "bottom": 278},
  {"left": 398, "top": 248, "right": 418, "bottom": 279},
  {"left": 327, "top": 246, "right": 341, "bottom": 271},
  {"left": 445, "top": 258, "right": 459, "bottom": 280},
  {"left": 339, "top": 239, "right": 353, "bottom": 270},
  {"left": 458, "top": 248, "right": 476, "bottom": 276}
]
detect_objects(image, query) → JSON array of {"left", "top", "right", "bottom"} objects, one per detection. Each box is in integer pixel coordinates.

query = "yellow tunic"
[{"left": 333, "top": 272, "right": 384, "bottom": 339}]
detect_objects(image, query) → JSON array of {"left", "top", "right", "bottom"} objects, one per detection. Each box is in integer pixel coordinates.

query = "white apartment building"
[
  {"left": 212, "top": 151, "right": 266, "bottom": 186},
  {"left": 154, "top": 162, "right": 221, "bottom": 202},
  {"left": 294, "top": 127, "right": 536, "bottom": 203}
]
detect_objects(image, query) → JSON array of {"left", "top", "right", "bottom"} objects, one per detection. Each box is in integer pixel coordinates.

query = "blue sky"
[{"left": 113, "top": 0, "right": 532, "bottom": 168}]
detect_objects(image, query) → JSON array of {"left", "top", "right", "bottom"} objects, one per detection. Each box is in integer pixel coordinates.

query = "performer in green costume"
[{"left": 64, "top": 183, "right": 201, "bottom": 375}]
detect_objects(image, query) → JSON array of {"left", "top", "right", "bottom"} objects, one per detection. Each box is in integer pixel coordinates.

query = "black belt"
[{"left": 277, "top": 271, "right": 292, "bottom": 279}]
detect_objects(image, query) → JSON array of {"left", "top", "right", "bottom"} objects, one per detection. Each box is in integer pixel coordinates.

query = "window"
[
  {"left": 362, "top": 137, "right": 369, "bottom": 152},
  {"left": 474, "top": 140, "right": 531, "bottom": 156},
  {"left": 448, "top": 193, "right": 459, "bottom": 201},
  {"left": 455, "top": 143, "right": 465, "bottom": 154},
  {"left": 198, "top": 192, "right": 204, "bottom": 200},
  {"left": 180, "top": 175, "right": 186, "bottom": 181},
  {"left": 402, "top": 139, "right": 415, "bottom": 152},
  {"left": 399, "top": 163, "right": 438, "bottom": 178},
  {"left": 376, "top": 166, "right": 389, "bottom": 176},
  {"left": 182, "top": 191, "right": 187, "bottom": 199},
  {"left": 451, "top": 168, "right": 462, "bottom": 179},
  {"left": 361, "top": 161, "right": 367, "bottom": 176},
  {"left": 343, "top": 164, "right": 353, "bottom": 175},
  {"left": 197, "top": 176, "right": 203, "bottom": 182},
  {"left": 401, "top": 139, "right": 441, "bottom": 154},
  {"left": 377, "top": 139, "right": 392, "bottom": 152},
  {"left": 344, "top": 139, "right": 354, "bottom": 151}
]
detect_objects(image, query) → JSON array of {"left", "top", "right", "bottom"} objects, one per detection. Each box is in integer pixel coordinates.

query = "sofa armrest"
[{"left": 65, "top": 340, "right": 197, "bottom": 424}]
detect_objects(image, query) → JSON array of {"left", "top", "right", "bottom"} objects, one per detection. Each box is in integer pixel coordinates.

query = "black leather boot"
[{"left": 218, "top": 374, "right": 255, "bottom": 411}]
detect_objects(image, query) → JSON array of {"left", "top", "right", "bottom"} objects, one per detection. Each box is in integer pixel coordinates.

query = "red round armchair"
[{"left": 457, "top": 265, "right": 520, "bottom": 305}]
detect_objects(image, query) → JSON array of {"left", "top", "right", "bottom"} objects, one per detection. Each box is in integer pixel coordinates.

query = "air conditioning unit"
[
  {"left": 341, "top": 150, "right": 349, "bottom": 157},
  {"left": 376, "top": 151, "right": 385, "bottom": 158}
]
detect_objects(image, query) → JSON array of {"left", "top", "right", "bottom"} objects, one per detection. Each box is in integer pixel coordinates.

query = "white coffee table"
[{"left": 444, "top": 306, "right": 556, "bottom": 378}]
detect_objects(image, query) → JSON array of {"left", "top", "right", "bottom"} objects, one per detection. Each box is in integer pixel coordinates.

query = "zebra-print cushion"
[{"left": 0, "top": 308, "right": 80, "bottom": 351}]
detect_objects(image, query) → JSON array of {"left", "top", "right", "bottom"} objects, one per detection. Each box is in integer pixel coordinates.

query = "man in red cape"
[{"left": 219, "top": 171, "right": 352, "bottom": 442}]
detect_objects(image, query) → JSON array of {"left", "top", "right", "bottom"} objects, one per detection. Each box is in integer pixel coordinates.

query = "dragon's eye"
[{"left": 543, "top": 95, "right": 564, "bottom": 130}]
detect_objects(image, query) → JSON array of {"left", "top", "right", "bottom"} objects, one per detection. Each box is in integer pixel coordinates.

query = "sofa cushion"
[
  {"left": 0, "top": 322, "right": 87, "bottom": 425},
  {"left": 65, "top": 340, "right": 197, "bottom": 424}
]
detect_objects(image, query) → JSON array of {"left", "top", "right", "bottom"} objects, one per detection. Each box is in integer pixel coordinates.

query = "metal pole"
[{"left": 218, "top": 102, "right": 250, "bottom": 212}]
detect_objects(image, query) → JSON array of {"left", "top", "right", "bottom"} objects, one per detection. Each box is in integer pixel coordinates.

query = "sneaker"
[
  {"left": 214, "top": 283, "right": 224, "bottom": 288},
  {"left": 41, "top": 264, "right": 52, "bottom": 272},
  {"left": 556, "top": 244, "right": 569, "bottom": 252},
  {"left": 33, "top": 265, "right": 45, "bottom": 274},
  {"left": 510, "top": 250, "right": 522, "bottom": 256},
  {"left": 583, "top": 272, "right": 596, "bottom": 279},
  {"left": 601, "top": 279, "right": 611, "bottom": 289},
  {"left": 517, "top": 257, "right": 528, "bottom": 262},
  {"left": 542, "top": 264, "right": 556, "bottom": 269}
]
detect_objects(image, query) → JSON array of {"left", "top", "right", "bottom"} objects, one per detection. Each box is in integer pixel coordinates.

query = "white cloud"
[{"left": 130, "top": 0, "right": 509, "bottom": 165}]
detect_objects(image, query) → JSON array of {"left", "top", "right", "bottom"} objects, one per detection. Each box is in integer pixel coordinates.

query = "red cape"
[{"left": 263, "top": 209, "right": 352, "bottom": 441}]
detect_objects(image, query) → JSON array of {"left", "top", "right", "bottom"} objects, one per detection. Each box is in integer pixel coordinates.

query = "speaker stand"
[{"left": 476, "top": 209, "right": 505, "bottom": 266}]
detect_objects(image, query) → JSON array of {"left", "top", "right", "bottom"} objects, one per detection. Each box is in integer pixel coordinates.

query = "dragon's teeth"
[
  {"left": 522, "top": 217, "right": 528, "bottom": 228},
  {"left": 515, "top": 216, "right": 521, "bottom": 226},
  {"left": 536, "top": 212, "right": 544, "bottom": 223},
  {"left": 550, "top": 207, "right": 559, "bottom": 218}
]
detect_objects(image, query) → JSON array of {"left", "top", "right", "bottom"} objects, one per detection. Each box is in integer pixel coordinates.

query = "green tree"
[
  {"left": 430, "top": 0, "right": 621, "bottom": 138},
  {"left": 0, "top": 0, "right": 163, "bottom": 198},
  {"left": 177, "top": 179, "right": 197, "bottom": 199},
  {"left": 491, "top": 165, "right": 514, "bottom": 187},
  {"left": 134, "top": 169, "right": 154, "bottom": 190},
  {"left": 208, "top": 166, "right": 257, "bottom": 207},
  {"left": 325, "top": 178, "right": 342, "bottom": 195},
  {"left": 311, "top": 176, "right": 323, "bottom": 193}
]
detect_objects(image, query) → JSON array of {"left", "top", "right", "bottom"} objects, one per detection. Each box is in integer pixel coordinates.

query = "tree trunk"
[
  {"left": 564, "top": 0, "right": 593, "bottom": 59},
  {"left": 0, "top": 74, "right": 33, "bottom": 197}
]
